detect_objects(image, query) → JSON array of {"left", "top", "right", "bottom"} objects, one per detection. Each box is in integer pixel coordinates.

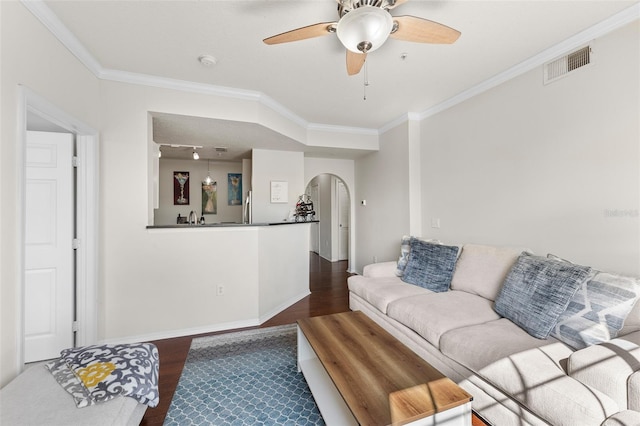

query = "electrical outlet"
[
  {"left": 216, "top": 285, "right": 225, "bottom": 296},
  {"left": 373, "top": 256, "right": 378, "bottom": 263}
]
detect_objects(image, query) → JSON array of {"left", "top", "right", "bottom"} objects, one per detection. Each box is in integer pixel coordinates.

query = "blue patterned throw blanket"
[{"left": 46, "top": 342, "right": 159, "bottom": 408}]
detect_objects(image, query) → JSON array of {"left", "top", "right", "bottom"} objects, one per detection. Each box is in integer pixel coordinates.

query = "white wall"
[
  {"left": 251, "top": 149, "right": 304, "bottom": 223},
  {"left": 0, "top": 2, "right": 101, "bottom": 386},
  {"left": 354, "top": 123, "right": 412, "bottom": 273},
  {"left": 258, "top": 224, "right": 310, "bottom": 322},
  {"left": 155, "top": 158, "right": 243, "bottom": 225},
  {"left": 420, "top": 22, "right": 639, "bottom": 276}
]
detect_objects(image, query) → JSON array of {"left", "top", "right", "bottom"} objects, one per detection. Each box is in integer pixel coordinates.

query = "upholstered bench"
[
  {"left": 0, "top": 362, "right": 147, "bottom": 426},
  {"left": 0, "top": 363, "right": 147, "bottom": 426}
]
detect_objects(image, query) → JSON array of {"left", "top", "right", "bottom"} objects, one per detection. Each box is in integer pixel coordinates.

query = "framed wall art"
[
  {"left": 173, "top": 171, "right": 190, "bottom": 205},
  {"left": 202, "top": 181, "right": 217, "bottom": 214},
  {"left": 270, "top": 181, "right": 288, "bottom": 203},
  {"left": 228, "top": 173, "right": 242, "bottom": 206}
]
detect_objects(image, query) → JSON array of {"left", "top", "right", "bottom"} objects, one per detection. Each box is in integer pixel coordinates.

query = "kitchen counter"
[{"left": 146, "top": 220, "right": 318, "bottom": 229}]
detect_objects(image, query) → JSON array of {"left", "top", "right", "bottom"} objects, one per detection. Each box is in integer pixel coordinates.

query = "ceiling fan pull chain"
[{"left": 363, "top": 61, "right": 370, "bottom": 100}]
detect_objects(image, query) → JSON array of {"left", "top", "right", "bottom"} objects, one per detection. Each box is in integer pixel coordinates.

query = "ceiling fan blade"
[
  {"left": 263, "top": 22, "right": 336, "bottom": 45},
  {"left": 390, "top": 16, "right": 461, "bottom": 44},
  {"left": 346, "top": 50, "right": 367, "bottom": 76}
]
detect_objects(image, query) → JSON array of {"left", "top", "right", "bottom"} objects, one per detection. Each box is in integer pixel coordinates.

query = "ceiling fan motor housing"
[
  {"left": 337, "top": 4, "right": 394, "bottom": 53},
  {"left": 337, "top": 0, "right": 397, "bottom": 17}
]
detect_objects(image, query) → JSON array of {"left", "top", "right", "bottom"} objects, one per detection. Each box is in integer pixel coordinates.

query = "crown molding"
[
  {"left": 99, "top": 68, "right": 262, "bottom": 102},
  {"left": 22, "top": 0, "right": 639, "bottom": 137},
  {"left": 417, "top": 3, "right": 640, "bottom": 121},
  {"left": 307, "top": 122, "right": 379, "bottom": 136},
  {"left": 21, "top": 0, "right": 102, "bottom": 76}
]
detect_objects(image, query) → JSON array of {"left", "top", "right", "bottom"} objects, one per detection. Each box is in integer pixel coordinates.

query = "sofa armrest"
[
  {"left": 362, "top": 261, "right": 398, "bottom": 278},
  {"left": 567, "top": 331, "right": 640, "bottom": 410},
  {"left": 602, "top": 410, "right": 640, "bottom": 426},
  {"left": 629, "top": 371, "right": 640, "bottom": 411}
]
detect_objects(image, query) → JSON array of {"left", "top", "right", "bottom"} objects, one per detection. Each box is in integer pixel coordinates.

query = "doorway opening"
[
  {"left": 18, "top": 87, "right": 99, "bottom": 368},
  {"left": 305, "top": 174, "right": 351, "bottom": 263}
]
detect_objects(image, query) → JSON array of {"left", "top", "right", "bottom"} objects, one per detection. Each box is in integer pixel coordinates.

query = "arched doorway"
[{"left": 306, "top": 174, "right": 351, "bottom": 263}]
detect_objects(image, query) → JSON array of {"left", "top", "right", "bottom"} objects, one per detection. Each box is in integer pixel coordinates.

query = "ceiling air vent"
[
  {"left": 544, "top": 45, "right": 592, "bottom": 85},
  {"left": 214, "top": 147, "right": 228, "bottom": 153}
]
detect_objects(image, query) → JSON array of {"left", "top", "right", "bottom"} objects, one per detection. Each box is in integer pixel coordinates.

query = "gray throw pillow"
[
  {"left": 401, "top": 238, "right": 458, "bottom": 292},
  {"left": 494, "top": 253, "right": 593, "bottom": 339},
  {"left": 551, "top": 270, "right": 640, "bottom": 349},
  {"left": 395, "top": 235, "right": 412, "bottom": 277}
]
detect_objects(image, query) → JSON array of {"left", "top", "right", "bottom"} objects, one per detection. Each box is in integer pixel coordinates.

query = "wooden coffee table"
[{"left": 297, "top": 311, "right": 472, "bottom": 426}]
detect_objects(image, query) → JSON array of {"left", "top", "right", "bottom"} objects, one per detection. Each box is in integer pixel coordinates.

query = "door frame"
[
  {"left": 17, "top": 86, "right": 99, "bottom": 368},
  {"left": 335, "top": 179, "right": 349, "bottom": 261}
]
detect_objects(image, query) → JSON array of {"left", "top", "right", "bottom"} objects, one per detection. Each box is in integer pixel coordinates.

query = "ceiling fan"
[{"left": 263, "top": 0, "right": 461, "bottom": 76}]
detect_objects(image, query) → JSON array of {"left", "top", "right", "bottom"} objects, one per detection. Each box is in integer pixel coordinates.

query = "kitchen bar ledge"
[{"left": 146, "top": 220, "right": 318, "bottom": 229}]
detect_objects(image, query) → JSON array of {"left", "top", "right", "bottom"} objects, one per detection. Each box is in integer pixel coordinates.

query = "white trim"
[
  {"left": 99, "top": 319, "right": 261, "bottom": 346},
  {"left": 417, "top": 3, "right": 640, "bottom": 121},
  {"left": 378, "top": 113, "right": 409, "bottom": 135},
  {"left": 16, "top": 86, "right": 28, "bottom": 375},
  {"left": 75, "top": 136, "right": 99, "bottom": 347},
  {"left": 258, "top": 93, "right": 309, "bottom": 129},
  {"left": 100, "top": 68, "right": 262, "bottom": 102},
  {"left": 20, "top": 0, "right": 102, "bottom": 76},
  {"left": 307, "top": 122, "right": 379, "bottom": 136},
  {"left": 22, "top": 1, "right": 639, "bottom": 135},
  {"left": 18, "top": 86, "right": 100, "bottom": 366},
  {"left": 258, "top": 290, "right": 311, "bottom": 324},
  {"left": 21, "top": 0, "right": 639, "bottom": 135}
]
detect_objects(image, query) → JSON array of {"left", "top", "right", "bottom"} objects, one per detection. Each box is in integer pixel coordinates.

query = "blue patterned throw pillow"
[
  {"left": 550, "top": 270, "right": 640, "bottom": 349},
  {"left": 494, "top": 253, "right": 593, "bottom": 339},
  {"left": 401, "top": 238, "right": 459, "bottom": 292}
]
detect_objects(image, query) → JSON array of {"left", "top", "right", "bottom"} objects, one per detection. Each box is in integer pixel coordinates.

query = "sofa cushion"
[
  {"left": 494, "top": 253, "right": 592, "bottom": 339},
  {"left": 450, "top": 244, "right": 526, "bottom": 301},
  {"left": 550, "top": 270, "right": 640, "bottom": 349},
  {"left": 440, "top": 318, "right": 562, "bottom": 372},
  {"left": 387, "top": 291, "right": 500, "bottom": 348},
  {"left": 401, "top": 238, "right": 459, "bottom": 292},
  {"left": 477, "top": 342, "right": 619, "bottom": 426},
  {"left": 347, "top": 275, "right": 431, "bottom": 314}
]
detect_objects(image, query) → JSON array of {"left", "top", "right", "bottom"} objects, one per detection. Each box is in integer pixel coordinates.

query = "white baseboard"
[
  {"left": 258, "top": 290, "right": 311, "bottom": 324},
  {"left": 99, "top": 318, "right": 261, "bottom": 345},
  {"left": 99, "top": 290, "right": 312, "bottom": 345}
]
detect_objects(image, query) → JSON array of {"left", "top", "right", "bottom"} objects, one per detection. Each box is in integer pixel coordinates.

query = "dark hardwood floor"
[{"left": 140, "top": 252, "right": 487, "bottom": 426}]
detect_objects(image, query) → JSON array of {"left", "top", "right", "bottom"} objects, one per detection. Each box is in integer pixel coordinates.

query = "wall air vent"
[{"left": 544, "top": 45, "right": 592, "bottom": 85}]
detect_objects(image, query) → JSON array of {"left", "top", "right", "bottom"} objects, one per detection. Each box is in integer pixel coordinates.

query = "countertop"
[{"left": 146, "top": 220, "right": 318, "bottom": 229}]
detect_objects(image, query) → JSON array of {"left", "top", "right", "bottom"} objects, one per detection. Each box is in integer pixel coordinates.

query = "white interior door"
[
  {"left": 24, "top": 131, "right": 75, "bottom": 362},
  {"left": 337, "top": 181, "right": 349, "bottom": 261}
]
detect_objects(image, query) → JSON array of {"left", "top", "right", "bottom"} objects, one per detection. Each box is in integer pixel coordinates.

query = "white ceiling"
[{"left": 39, "top": 0, "right": 638, "bottom": 160}]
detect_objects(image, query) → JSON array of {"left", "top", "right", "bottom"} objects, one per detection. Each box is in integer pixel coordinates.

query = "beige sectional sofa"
[{"left": 348, "top": 242, "right": 640, "bottom": 426}]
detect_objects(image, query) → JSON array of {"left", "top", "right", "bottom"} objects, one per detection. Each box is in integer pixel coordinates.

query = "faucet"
[{"left": 188, "top": 210, "right": 197, "bottom": 225}]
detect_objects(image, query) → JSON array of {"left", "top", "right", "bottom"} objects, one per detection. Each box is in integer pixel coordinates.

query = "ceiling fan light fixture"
[{"left": 337, "top": 6, "right": 393, "bottom": 53}]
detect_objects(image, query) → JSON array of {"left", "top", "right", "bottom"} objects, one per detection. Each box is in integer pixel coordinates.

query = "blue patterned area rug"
[{"left": 164, "top": 324, "right": 325, "bottom": 425}]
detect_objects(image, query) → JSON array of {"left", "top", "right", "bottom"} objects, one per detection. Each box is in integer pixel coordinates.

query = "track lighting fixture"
[{"left": 192, "top": 149, "right": 200, "bottom": 160}]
